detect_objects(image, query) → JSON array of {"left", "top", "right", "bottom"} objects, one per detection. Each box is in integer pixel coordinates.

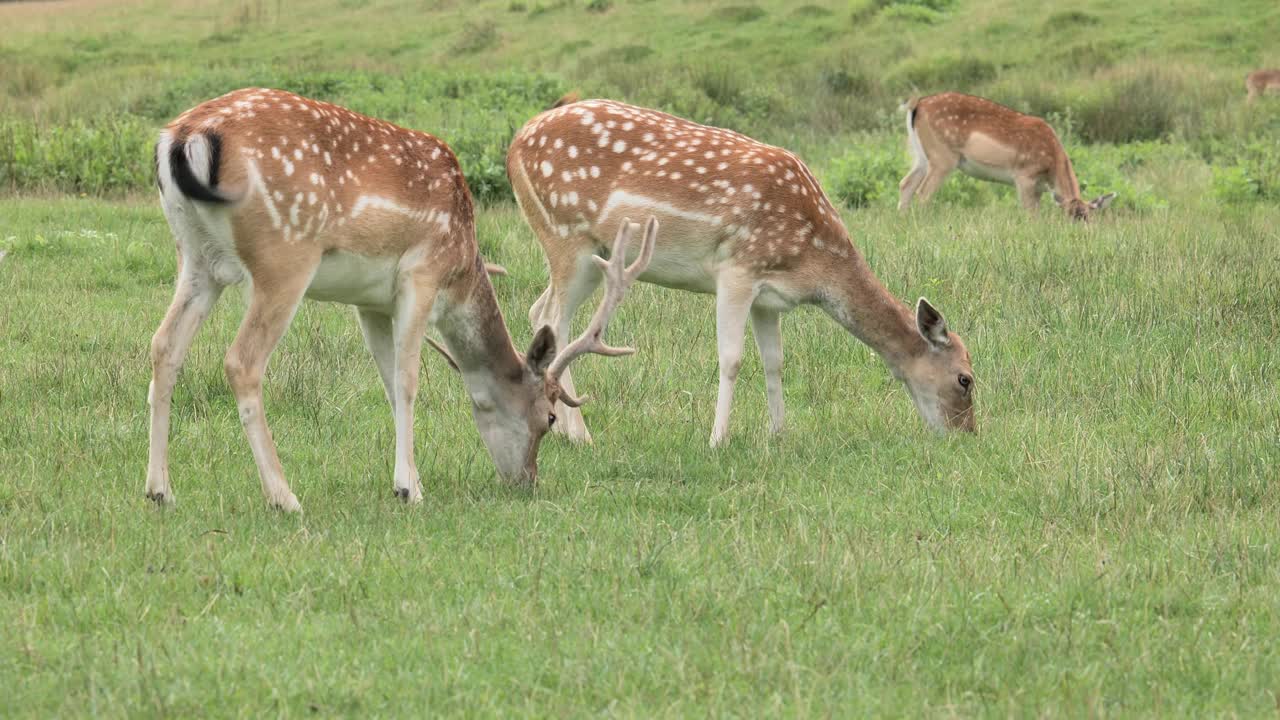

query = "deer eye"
[
  {"left": 958, "top": 374, "right": 972, "bottom": 391},
  {"left": 548, "top": 413, "right": 557, "bottom": 427}
]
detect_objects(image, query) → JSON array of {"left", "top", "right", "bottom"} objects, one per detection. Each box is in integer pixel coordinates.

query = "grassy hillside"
[{"left": 3, "top": 0, "right": 1280, "bottom": 202}]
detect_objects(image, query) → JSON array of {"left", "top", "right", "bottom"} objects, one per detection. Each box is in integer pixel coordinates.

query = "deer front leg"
[
  {"left": 146, "top": 270, "right": 223, "bottom": 505},
  {"left": 1015, "top": 176, "right": 1043, "bottom": 214},
  {"left": 750, "top": 306, "right": 785, "bottom": 436},
  {"left": 224, "top": 262, "right": 316, "bottom": 513},
  {"left": 389, "top": 280, "right": 436, "bottom": 504},
  {"left": 710, "top": 272, "right": 755, "bottom": 448},
  {"left": 545, "top": 252, "right": 604, "bottom": 444}
]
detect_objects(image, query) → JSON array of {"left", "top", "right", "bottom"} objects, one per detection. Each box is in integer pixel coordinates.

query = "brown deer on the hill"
[
  {"left": 899, "top": 92, "right": 1115, "bottom": 220},
  {"left": 1246, "top": 69, "right": 1280, "bottom": 103},
  {"left": 508, "top": 97, "right": 976, "bottom": 447},
  {"left": 148, "top": 88, "right": 656, "bottom": 511}
]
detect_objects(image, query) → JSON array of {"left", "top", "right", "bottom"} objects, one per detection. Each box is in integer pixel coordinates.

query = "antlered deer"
[
  {"left": 1246, "top": 69, "right": 1280, "bottom": 103},
  {"left": 148, "top": 88, "right": 656, "bottom": 512},
  {"left": 508, "top": 97, "right": 976, "bottom": 447},
  {"left": 899, "top": 92, "right": 1115, "bottom": 220}
]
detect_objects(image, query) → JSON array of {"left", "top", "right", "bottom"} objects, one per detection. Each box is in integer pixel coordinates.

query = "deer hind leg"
[
  {"left": 539, "top": 250, "right": 604, "bottom": 444},
  {"left": 898, "top": 128, "right": 930, "bottom": 210},
  {"left": 914, "top": 153, "right": 959, "bottom": 205},
  {"left": 146, "top": 264, "right": 224, "bottom": 505},
  {"left": 898, "top": 165, "right": 928, "bottom": 211},
  {"left": 750, "top": 306, "right": 785, "bottom": 436},
  {"left": 223, "top": 253, "right": 319, "bottom": 512},
  {"left": 388, "top": 274, "right": 438, "bottom": 504},
  {"left": 710, "top": 271, "right": 756, "bottom": 448}
]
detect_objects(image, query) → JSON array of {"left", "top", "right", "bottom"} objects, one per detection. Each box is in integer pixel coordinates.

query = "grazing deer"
[
  {"left": 508, "top": 97, "right": 976, "bottom": 447},
  {"left": 1246, "top": 69, "right": 1280, "bottom": 103},
  {"left": 899, "top": 92, "right": 1115, "bottom": 220},
  {"left": 148, "top": 88, "right": 656, "bottom": 512}
]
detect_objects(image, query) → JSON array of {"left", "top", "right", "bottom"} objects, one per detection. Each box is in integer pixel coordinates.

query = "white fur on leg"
[
  {"left": 751, "top": 307, "right": 785, "bottom": 436},
  {"left": 709, "top": 275, "right": 753, "bottom": 448},
  {"left": 549, "top": 253, "right": 605, "bottom": 444}
]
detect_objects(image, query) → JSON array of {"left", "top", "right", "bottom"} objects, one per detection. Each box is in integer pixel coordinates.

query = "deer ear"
[
  {"left": 915, "top": 298, "right": 951, "bottom": 349},
  {"left": 1090, "top": 192, "right": 1116, "bottom": 210},
  {"left": 526, "top": 325, "right": 558, "bottom": 374}
]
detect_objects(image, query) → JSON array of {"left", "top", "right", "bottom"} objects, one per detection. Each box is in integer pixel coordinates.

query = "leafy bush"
[
  {"left": 2, "top": 70, "right": 567, "bottom": 203},
  {"left": 1205, "top": 139, "right": 1280, "bottom": 204},
  {"left": 881, "top": 4, "right": 943, "bottom": 24},
  {"left": 0, "top": 115, "right": 154, "bottom": 195},
  {"left": 712, "top": 5, "right": 766, "bottom": 23},
  {"left": 827, "top": 139, "right": 901, "bottom": 208},
  {"left": 820, "top": 67, "right": 874, "bottom": 96},
  {"left": 793, "top": 4, "right": 833, "bottom": 17},
  {"left": 452, "top": 21, "right": 499, "bottom": 55},
  {"left": 852, "top": 0, "right": 955, "bottom": 22},
  {"left": 1043, "top": 10, "right": 1100, "bottom": 30},
  {"left": 1074, "top": 65, "right": 1197, "bottom": 143},
  {"left": 616, "top": 44, "right": 654, "bottom": 63},
  {"left": 1211, "top": 165, "right": 1261, "bottom": 204},
  {"left": 1066, "top": 141, "right": 1177, "bottom": 212},
  {"left": 891, "top": 55, "right": 998, "bottom": 91}
]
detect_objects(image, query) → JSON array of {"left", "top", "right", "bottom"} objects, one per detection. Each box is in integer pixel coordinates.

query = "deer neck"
[
  {"left": 436, "top": 261, "right": 525, "bottom": 397},
  {"left": 1051, "top": 150, "right": 1084, "bottom": 208},
  {"left": 818, "top": 251, "right": 926, "bottom": 373}
]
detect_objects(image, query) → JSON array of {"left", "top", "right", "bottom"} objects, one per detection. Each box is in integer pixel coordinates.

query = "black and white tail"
[{"left": 156, "top": 132, "right": 229, "bottom": 204}]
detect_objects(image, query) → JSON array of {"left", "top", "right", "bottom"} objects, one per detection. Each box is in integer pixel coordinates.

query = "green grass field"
[
  {"left": 3, "top": 0, "right": 1280, "bottom": 716},
  {"left": 4, "top": 196, "right": 1279, "bottom": 716}
]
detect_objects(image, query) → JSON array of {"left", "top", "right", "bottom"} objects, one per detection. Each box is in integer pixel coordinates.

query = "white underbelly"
[
  {"left": 305, "top": 251, "right": 399, "bottom": 310},
  {"left": 958, "top": 157, "right": 1015, "bottom": 185},
  {"left": 638, "top": 253, "right": 718, "bottom": 293}
]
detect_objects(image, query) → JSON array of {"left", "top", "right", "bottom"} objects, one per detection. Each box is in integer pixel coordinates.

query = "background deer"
[
  {"left": 148, "top": 88, "right": 655, "bottom": 512},
  {"left": 899, "top": 92, "right": 1115, "bottom": 220},
  {"left": 508, "top": 97, "right": 976, "bottom": 447},
  {"left": 1246, "top": 69, "right": 1280, "bottom": 103}
]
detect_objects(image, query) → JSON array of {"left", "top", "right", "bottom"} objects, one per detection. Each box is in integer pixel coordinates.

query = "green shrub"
[
  {"left": 793, "top": 4, "right": 833, "bottom": 17},
  {"left": 616, "top": 44, "right": 654, "bottom": 63},
  {"left": 820, "top": 67, "right": 874, "bottom": 96},
  {"left": 0, "top": 115, "right": 154, "bottom": 195},
  {"left": 2, "top": 70, "right": 567, "bottom": 204},
  {"left": 1066, "top": 142, "right": 1173, "bottom": 212},
  {"left": 452, "top": 21, "right": 499, "bottom": 54},
  {"left": 1074, "top": 66, "right": 1194, "bottom": 143},
  {"left": 892, "top": 55, "right": 998, "bottom": 91},
  {"left": 828, "top": 139, "right": 901, "bottom": 208},
  {"left": 1043, "top": 10, "right": 1100, "bottom": 30},
  {"left": 712, "top": 5, "right": 766, "bottom": 23},
  {"left": 1204, "top": 138, "right": 1280, "bottom": 203},
  {"left": 881, "top": 4, "right": 943, "bottom": 23},
  {"left": 1211, "top": 165, "right": 1261, "bottom": 204}
]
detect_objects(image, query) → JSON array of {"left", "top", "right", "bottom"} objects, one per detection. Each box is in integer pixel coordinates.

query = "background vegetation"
[
  {"left": 3, "top": 0, "right": 1280, "bottom": 204},
  {"left": 2, "top": 0, "right": 1280, "bottom": 716}
]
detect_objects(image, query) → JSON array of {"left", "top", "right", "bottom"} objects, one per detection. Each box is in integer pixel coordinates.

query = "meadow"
[{"left": 3, "top": 0, "right": 1280, "bottom": 716}]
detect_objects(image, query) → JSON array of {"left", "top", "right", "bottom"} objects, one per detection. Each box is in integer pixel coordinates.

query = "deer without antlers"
[
  {"left": 509, "top": 97, "right": 976, "bottom": 447},
  {"left": 1246, "top": 69, "right": 1280, "bottom": 103},
  {"left": 147, "top": 88, "right": 656, "bottom": 511},
  {"left": 899, "top": 92, "right": 1115, "bottom": 220}
]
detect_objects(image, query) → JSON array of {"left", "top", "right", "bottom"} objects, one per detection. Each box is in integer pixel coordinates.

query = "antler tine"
[{"left": 547, "top": 217, "right": 658, "bottom": 381}]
